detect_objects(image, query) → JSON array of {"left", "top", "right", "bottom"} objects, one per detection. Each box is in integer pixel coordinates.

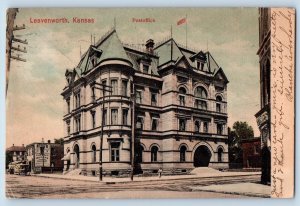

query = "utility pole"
[
  {"left": 130, "top": 84, "right": 136, "bottom": 181},
  {"left": 92, "top": 82, "right": 112, "bottom": 181}
]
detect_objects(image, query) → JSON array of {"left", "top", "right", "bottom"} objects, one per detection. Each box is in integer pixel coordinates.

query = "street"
[{"left": 6, "top": 174, "right": 264, "bottom": 198}]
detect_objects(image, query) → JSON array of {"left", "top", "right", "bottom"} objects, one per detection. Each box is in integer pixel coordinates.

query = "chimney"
[
  {"left": 146, "top": 39, "right": 154, "bottom": 54},
  {"left": 48, "top": 140, "right": 51, "bottom": 144}
]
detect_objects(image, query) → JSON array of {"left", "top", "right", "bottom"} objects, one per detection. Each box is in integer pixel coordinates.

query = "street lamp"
[{"left": 92, "top": 82, "right": 112, "bottom": 181}]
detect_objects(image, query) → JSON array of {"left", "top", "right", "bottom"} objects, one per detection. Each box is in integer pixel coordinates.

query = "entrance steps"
[
  {"left": 190, "top": 167, "right": 222, "bottom": 175},
  {"left": 63, "top": 168, "right": 82, "bottom": 176}
]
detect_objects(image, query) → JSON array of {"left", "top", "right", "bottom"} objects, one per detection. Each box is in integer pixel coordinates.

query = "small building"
[
  {"left": 26, "top": 139, "right": 64, "bottom": 173},
  {"left": 241, "top": 137, "right": 261, "bottom": 169},
  {"left": 6, "top": 144, "right": 26, "bottom": 167}
]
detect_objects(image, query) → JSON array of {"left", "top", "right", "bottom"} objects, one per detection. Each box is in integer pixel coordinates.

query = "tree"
[
  {"left": 228, "top": 121, "right": 254, "bottom": 169},
  {"left": 54, "top": 138, "right": 64, "bottom": 145},
  {"left": 233, "top": 121, "right": 254, "bottom": 143}
]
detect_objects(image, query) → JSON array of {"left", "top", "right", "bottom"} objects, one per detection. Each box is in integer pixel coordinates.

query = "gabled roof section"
[
  {"left": 154, "top": 38, "right": 189, "bottom": 67},
  {"left": 214, "top": 67, "right": 229, "bottom": 84},
  {"left": 96, "top": 30, "right": 132, "bottom": 65},
  {"left": 207, "top": 52, "right": 220, "bottom": 74}
]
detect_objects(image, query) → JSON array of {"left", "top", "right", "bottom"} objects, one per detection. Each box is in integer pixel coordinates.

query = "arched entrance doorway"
[
  {"left": 73, "top": 144, "right": 80, "bottom": 168},
  {"left": 194, "top": 145, "right": 212, "bottom": 167}
]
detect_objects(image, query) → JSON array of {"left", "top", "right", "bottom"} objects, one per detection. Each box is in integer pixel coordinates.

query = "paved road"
[{"left": 6, "top": 174, "right": 260, "bottom": 198}]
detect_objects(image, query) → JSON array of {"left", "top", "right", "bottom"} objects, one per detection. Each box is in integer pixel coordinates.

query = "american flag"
[{"left": 177, "top": 17, "right": 187, "bottom": 26}]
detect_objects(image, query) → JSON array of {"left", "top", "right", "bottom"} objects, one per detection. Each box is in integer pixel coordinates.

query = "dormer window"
[
  {"left": 143, "top": 64, "right": 149, "bottom": 74},
  {"left": 196, "top": 61, "right": 204, "bottom": 70},
  {"left": 92, "top": 58, "right": 96, "bottom": 67}
]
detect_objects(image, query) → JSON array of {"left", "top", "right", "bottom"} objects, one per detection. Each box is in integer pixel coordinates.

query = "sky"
[{"left": 6, "top": 8, "right": 260, "bottom": 146}]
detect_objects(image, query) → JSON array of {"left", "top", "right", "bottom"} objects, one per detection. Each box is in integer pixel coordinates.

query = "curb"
[{"left": 31, "top": 173, "right": 261, "bottom": 184}]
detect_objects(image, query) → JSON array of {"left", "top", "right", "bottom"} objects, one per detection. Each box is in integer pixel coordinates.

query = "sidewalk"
[
  {"left": 190, "top": 182, "right": 270, "bottom": 198},
  {"left": 32, "top": 171, "right": 261, "bottom": 184}
]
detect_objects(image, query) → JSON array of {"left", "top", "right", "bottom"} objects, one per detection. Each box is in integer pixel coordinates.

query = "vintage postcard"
[{"left": 5, "top": 8, "right": 295, "bottom": 198}]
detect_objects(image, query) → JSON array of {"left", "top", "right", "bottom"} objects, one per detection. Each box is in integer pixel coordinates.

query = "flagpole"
[{"left": 185, "top": 14, "right": 187, "bottom": 48}]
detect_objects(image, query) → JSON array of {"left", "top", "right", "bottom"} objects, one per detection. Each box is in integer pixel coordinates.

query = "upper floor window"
[
  {"left": 203, "top": 122, "right": 208, "bottom": 133},
  {"left": 179, "top": 119, "right": 186, "bottom": 131},
  {"left": 66, "top": 98, "right": 70, "bottom": 113},
  {"left": 195, "top": 99, "right": 207, "bottom": 110},
  {"left": 151, "top": 118, "right": 158, "bottom": 131},
  {"left": 217, "top": 123, "right": 223, "bottom": 135},
  {"left": 179, "top": 87, "right": 186, "bottom": 106},
  {"left": 151, "top": 92, "right": 157, "bottom": 106},
  {"left": 122, "top": 109, "right": 128, "bottom": 125},
  {"left": 67, "top": 121, "right": 70, "bottom": 135},
  {"left": 102, "top": 80, "right": 107, "bottom": 96},
  {"left": 91, "top": 86, "right": 96, "bottom": 101},
  {"left": 216, "top": 96, "right": 222, "bottom": 113},
  {"left": 91, "top": 111, "right": 96, "bottom": 128},
  {"left": 136, "top": 116, "right": 144, "bottom": 129},
  {"left": 75, "top": 92, "right": 80, "bottom": 108},
  {"left": 103, "top": 109, "right": 107, "bottom": 126},
  {"left": 195, "top": 121, "right": 200, "bottom": 132},
  {"left": 111, "top": 79, "right": 118, "bottom": 95},
  {"left": 196, "top": 61, "right": 204, "bottom": 70},
  {"left": 143, "top": 64, "right": 149, "bottom": 74},
  {"left": 75, "top": 116, "right": 81, "bottom": 132},
  {"left": 194, "top": 86, "right": 207, "bottom": 99},
  {"left": 136, "top": 90, "right": 142, "bottom": 104},
  {"left": 121, "top": 80, "right": 128, "bottom": 96},
  {"left": 111, "top": 109, "right": 118, "bottom": 125}
]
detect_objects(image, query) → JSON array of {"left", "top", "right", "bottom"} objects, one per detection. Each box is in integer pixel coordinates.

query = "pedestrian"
[{"left": 158, "top": 168, "right": 162, "bottom": 178}]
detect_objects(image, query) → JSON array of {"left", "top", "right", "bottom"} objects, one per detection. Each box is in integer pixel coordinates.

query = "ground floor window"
[
  {"left": 180, "top": 146, "right": 187, "bottom": 162},
  {"left": 110, "top": 142, "right": 120, "bottom": 162},
  {"left": 91, "top": 145, "right": 96, "bottom": 163},
  {"left": 151, "top": 146, "right": 158, "bottom": 162},
  {"left": 218, "top": 148, "right": 223, "bottom": 162}
]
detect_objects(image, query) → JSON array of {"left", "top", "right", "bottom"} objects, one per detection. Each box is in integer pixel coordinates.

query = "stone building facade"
[
  {"left": 61, "top": 29, "right": 229, "bottom": 176},
  {"left": 255, "top": 8, "right": 271, "bottom": 184}
]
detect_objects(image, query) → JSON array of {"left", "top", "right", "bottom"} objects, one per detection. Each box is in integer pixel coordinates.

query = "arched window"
[
  {"left": 151, "top": 146, "right": 159, "bottom": 162},
  {"left": 216, "top": 96, "right": 222, "bottom": 113},
  {"left": 179, "top": 87, "right": 186, "bottom": 106},
  {"left": 194, "top": 86, "right": 208, "bottom": 110},
  {"left": 91, "top": 145, "right": 96, "bottom": 163},
  {"left": 194, "top": 86, "right": 208, "bottom": 99},
  {"left": 218, "top": 148, "right": 223, "bottom": 162},
  {"left": 195, "top": 121, "right": 200, "bottom": 133},
  {"left": 180, "top": 146, "right": 187, "bottom": 162}
]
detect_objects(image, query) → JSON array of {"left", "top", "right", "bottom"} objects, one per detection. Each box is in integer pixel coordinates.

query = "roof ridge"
[{"left": 95, "top": 27, "right": 116, "bottom": 47}]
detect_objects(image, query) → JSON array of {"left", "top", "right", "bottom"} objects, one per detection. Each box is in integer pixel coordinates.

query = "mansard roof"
[
  {"left": 65, "top": 29, "right": 228, "bottom": 86},
  {"left": 154, "top": 38, "right": 222, "bottom": 74}
]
